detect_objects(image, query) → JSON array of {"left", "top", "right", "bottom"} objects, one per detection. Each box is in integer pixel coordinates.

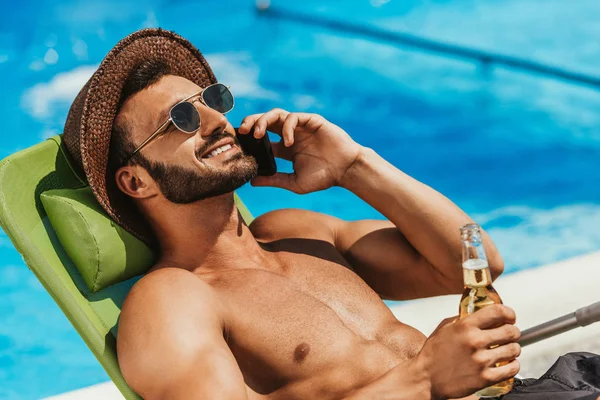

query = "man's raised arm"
[
  {"left": 333, "top": 145, "right": 503, "bottom": 299},
  {"left": 117, "top": 269, "right": 253, "bottom": 400},
  {"left": 242, "top": 109, "right": 503, "bottom": 300}
]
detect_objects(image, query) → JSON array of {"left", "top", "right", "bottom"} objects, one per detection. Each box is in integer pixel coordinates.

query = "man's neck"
[{"left": 145, "top": 193, "right": 268, "bottom": 273}]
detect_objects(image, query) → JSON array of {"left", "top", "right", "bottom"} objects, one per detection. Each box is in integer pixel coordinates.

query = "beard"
[{"left": 139, "top": 136, "right": 258, "bottom": 204}]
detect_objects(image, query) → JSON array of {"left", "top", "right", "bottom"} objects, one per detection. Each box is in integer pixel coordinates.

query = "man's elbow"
[{"left": 488, "top": 251, "right": 505, "bottom": 280}]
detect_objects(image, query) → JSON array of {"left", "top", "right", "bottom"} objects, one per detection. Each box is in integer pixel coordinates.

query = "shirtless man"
[{"left": 105, "top": 58, "right": 521, "bottom": 399}]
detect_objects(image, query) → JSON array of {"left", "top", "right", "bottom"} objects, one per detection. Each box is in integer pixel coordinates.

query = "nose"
[{"left": 196, "top": 101, "right": 228, "bottom": 138}]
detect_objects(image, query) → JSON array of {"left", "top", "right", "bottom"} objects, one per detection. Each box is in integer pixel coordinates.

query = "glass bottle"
[{"left": 459, "top": 223, "right": 513, "bottom": 398}]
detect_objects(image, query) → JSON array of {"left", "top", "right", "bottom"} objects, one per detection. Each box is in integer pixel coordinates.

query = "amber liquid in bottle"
[{"left": 459, "top": 226, "right": 513, "bottom": 398}]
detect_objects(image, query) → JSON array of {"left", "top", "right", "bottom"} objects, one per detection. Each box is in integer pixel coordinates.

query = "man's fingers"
[
  {"left": 239, "top": 114, "right": 263, "bottom": 134},
  {"left": 251, "top": 172, "right": 302, "bottom": 193},
  {"left": 240, "top": 110, "right": 322, "bottom": 142},
  {"left": 282, "top": 114, "right": 299, "bottom": 147},
  {"left": 485, "top": 342, "right": 522, "bottom": 365},
  {"left": 483, "top": 324, "right": 521, "bottom": 347},
  {"left": 476, "top": 343, "right": 521, "bottom": 369},
  {"left": 293, "top": 112, "right": 325, "bottom": 131},
  {"left": 482, "top": 359, "right": 520, "bottom": 385},
  {"left": 253, "top": 109, "right": 290, "bottom": 138},
  {"left": 468, "top": 305, "right": 516, "bottom": 329}
]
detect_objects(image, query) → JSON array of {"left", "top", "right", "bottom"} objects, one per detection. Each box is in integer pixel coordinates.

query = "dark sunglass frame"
[{"left": 122, "top": 82, "right": 234, "bottom": 164}]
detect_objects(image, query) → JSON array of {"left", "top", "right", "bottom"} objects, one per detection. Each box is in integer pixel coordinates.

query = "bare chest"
[{"left": 202, "top": 240, "right": 426, "bottom": 396}]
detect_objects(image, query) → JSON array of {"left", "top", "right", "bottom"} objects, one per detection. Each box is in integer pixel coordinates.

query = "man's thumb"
[{"left": 251, "top": 172, "right": 299, "bottom": 192}]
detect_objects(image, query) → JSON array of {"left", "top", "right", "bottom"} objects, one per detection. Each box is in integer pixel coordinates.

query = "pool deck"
[{"left": 45, "top": 251, "right": 600, "bottom": 399}]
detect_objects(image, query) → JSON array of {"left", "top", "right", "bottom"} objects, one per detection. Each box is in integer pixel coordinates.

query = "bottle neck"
[
  {"left": 462, "top": 240, "right": 488, "bottom": 264},
  {"left": 462, "top": 259, "right": 492, "bottom": 288},
  {"left": 462, "top": 240, "right": 491, "bottom": 288},
  {"left": 460, "top": 224, "right": 491, "bottom": 288}
]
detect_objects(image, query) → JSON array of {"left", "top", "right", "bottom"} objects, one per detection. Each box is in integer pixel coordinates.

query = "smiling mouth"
[
  {"left": 197, "top": 134, "right": 239, "bottom": 159},
  {"left": 205, "top": 143, "right": 234, "bottom": 158}
]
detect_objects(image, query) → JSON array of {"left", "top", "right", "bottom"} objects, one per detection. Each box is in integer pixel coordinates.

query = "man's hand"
[
  {"left": 238, "top": 109, "right": 362, "bottom": 193},
  {"left": 418, "top": 304, "right": 521, "bottom": 399},
  {"left": 342, "top": 305, "right": 519, "bottom": 400}
]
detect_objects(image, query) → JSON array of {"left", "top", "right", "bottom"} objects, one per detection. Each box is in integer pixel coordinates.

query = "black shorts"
[{"left": 498, "top": 352, "right": 600, "bottom": 400}]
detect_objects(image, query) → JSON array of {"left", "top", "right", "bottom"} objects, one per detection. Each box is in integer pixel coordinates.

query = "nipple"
[{"left": 293, "top": 342, "right": 311, "bottom": 363}]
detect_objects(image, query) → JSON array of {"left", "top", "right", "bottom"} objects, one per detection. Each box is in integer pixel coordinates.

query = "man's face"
[{"left": 116, "top": 74, "right": 258, "bottom": 203}]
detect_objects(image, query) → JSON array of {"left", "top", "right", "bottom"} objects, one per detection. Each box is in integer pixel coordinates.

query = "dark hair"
[{"left": 107, "top": 59, "right": 171, "bottom": 176}]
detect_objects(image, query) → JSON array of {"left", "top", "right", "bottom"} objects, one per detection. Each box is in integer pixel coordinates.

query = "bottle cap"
[{"left": 460, "top": 223, "right": 482, "bottom": 243}]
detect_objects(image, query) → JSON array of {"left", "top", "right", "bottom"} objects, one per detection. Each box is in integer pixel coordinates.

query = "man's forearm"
[{"left": 340, "top": 146, "right": 503, "bottom": 282}]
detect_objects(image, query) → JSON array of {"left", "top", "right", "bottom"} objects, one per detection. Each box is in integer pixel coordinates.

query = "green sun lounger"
[
  {"left": 4, "top": 135, "right": 600, "bottom": 399},
  {"left": 0, "top": 135, "right": 254, "bottom": 399}
]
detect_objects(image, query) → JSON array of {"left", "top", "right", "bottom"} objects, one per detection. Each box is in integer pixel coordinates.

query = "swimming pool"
[{"left": 2, "top": 0, "right": 600, "bottom": 397}]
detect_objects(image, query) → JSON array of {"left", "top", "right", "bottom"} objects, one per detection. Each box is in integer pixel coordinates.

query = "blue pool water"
[{"left": 2, "top": 0, "right": 600, "bottom": 397}]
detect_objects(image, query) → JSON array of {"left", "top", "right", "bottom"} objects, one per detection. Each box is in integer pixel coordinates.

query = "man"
[{"left": 63, "top": 29, "right": 596, "bottom": 400}]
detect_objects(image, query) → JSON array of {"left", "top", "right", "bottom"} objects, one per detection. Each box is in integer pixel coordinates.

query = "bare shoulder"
[
  {"left": 117, "top": 268, "right": 224, "bottom": 392},
  {"left": 249, "top": 208, "right": 343, "bottom": 243},
  {"left": 120, "top": 267, "right": 220, "bottom": 320}
]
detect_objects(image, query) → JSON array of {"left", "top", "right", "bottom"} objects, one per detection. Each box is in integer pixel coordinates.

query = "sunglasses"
[{"left": 122, "top": 82, "right": 234, "bottom": 163}]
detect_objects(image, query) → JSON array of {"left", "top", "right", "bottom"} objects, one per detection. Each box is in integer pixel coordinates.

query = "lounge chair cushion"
[{"left": 41, "top": 186, "right": 155, "bottom": 293}]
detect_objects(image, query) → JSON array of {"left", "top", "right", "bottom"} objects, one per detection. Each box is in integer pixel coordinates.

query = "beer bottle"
[{"left": 459, "top": 223, "right": 513, "bottom": 397}]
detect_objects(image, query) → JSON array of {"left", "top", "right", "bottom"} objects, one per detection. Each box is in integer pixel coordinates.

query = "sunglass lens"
[
  {"left": 171, "top": 102, "right": 200, "bottom": 133},
  {"left": 203, "top": 84, "right": 234, "bottom": 114}
]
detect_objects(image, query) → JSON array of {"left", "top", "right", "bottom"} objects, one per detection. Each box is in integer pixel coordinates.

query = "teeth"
[{"left": 205, "top": 144, "right": 233, "bottom": 159}]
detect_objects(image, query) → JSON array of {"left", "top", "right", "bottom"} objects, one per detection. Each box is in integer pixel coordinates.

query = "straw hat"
[{"left": 63, "top": 28, "right": 217, "bottom": 245}]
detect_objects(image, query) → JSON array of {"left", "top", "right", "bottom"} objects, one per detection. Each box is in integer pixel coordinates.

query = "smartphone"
[{"left": 235, "top": 127, "right": 277, "bottom": 176}]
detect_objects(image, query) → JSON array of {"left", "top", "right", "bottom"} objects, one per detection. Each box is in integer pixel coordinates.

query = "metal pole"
[
  {"left": 519, "top": 301, "right": 600, "bottom": 347},
  {"left": 256, "top": 4, "right": 600, "bottom": 90}
]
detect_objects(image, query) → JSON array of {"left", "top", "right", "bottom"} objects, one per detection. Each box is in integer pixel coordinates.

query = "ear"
[{"left": 115, "top": 165, "right": 158, "bottom": 199}]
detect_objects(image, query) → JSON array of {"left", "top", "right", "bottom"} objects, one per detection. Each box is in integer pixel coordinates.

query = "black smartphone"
[{"left": 235, "top": 127, "right": 277, "bottom": 176}]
